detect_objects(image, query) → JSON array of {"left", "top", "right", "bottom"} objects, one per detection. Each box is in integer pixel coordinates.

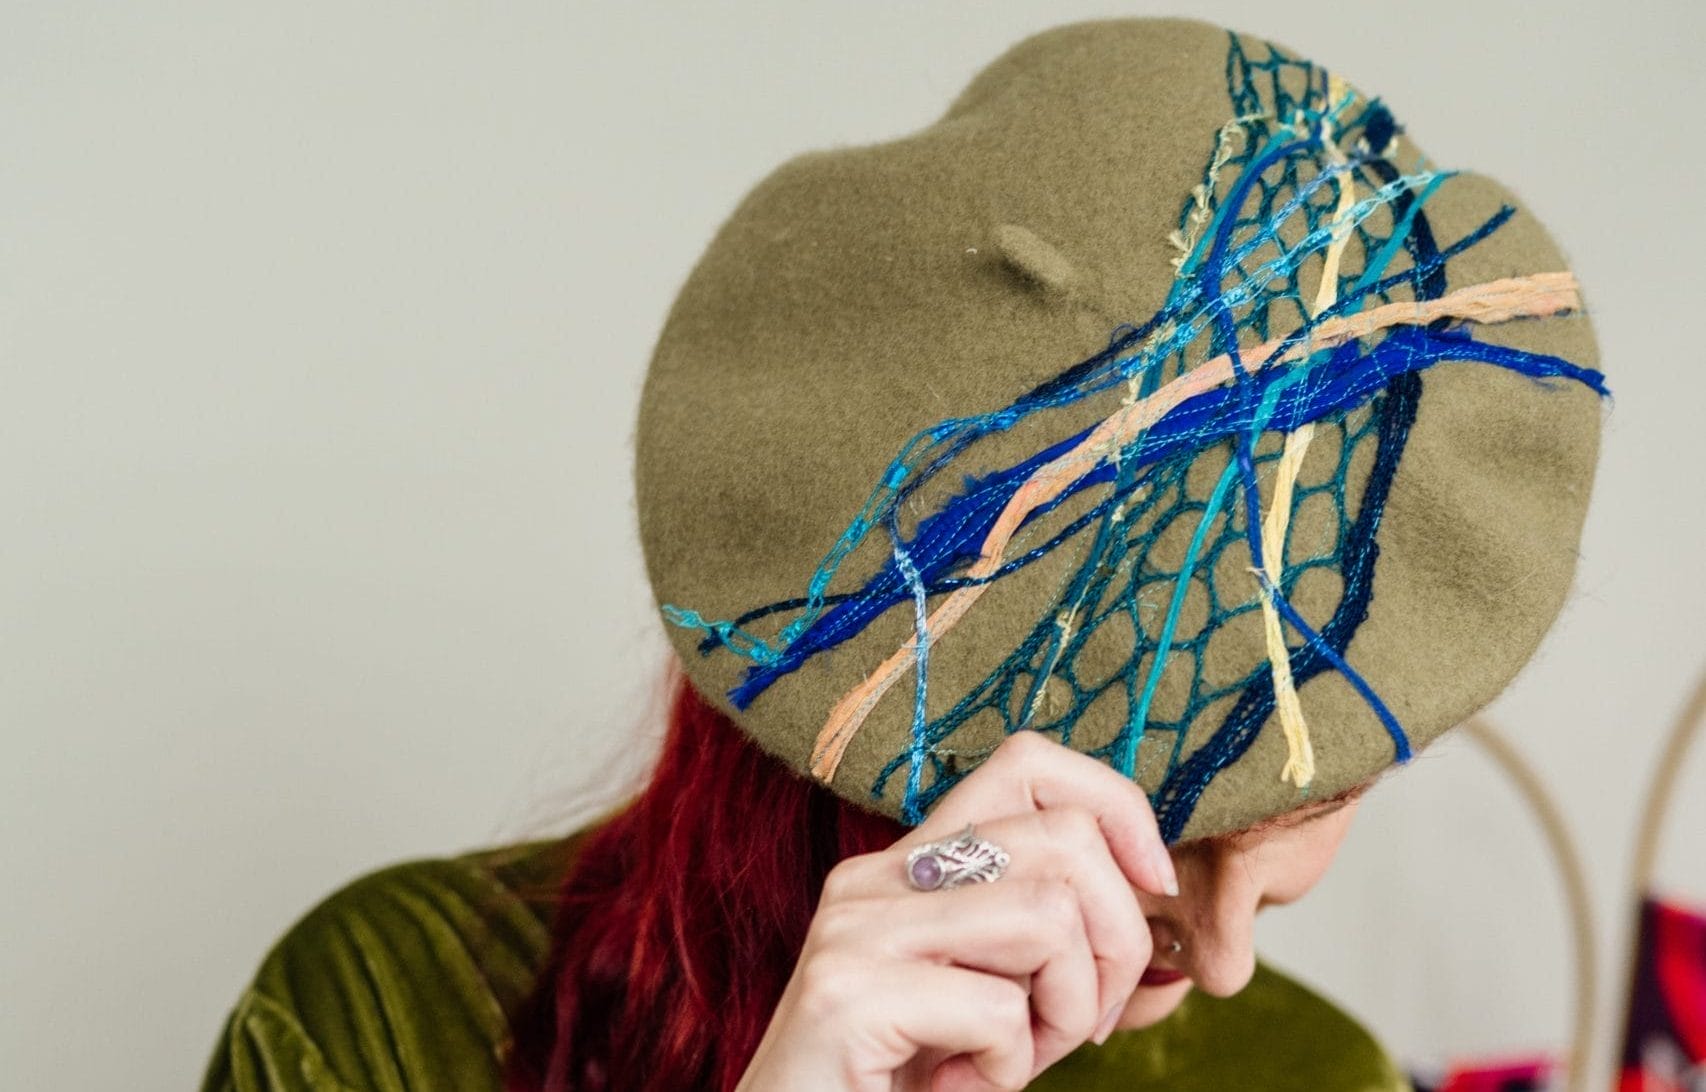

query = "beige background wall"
[{"left": 4, "top": 3, "right": 1702, "bottom": 1088}]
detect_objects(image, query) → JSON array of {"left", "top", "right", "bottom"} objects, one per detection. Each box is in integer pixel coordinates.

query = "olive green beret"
[{"left": 634, "top": 15, "right": 1607, "bottom": 842}]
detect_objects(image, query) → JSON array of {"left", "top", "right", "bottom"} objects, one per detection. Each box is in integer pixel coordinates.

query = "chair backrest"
[
  {"left": 1618, "top": 666, "right": 1706, "bottom": 1087},
  {"left": 1630, "top": 667, "right": 1706, "bottom": 897},
  {"left": 1460, "top": 716, "right": 1599, "bottom": 1092}
]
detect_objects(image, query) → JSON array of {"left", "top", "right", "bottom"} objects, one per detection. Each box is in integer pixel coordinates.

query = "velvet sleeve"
[
  {"left": 1033, "top": 960, "right": 1413, "bottom": 1091},
  {"left": 196, "top": 845, "right": 565, "bottom": 1092},
  {"left": 198, "top": 834, "right": 1408, "bottom": 1091}
]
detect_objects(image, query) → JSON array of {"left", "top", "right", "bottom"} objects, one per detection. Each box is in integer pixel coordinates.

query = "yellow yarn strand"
[
  {"left": 807, "top": 268, "right": 1581, "bottom": 784},
  {"left": 1168, "top": 112, "right": 1269, "bottom": 270},
  {"left": 1257, "top": 74, "right": 1359, "bottom": 790}
]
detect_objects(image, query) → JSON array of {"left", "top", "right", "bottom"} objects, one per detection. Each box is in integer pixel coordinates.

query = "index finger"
[{"left": 901, "top": 730, "right": 1179, "bottom": 899}]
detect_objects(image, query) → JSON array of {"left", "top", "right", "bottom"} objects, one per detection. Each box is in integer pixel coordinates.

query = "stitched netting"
[{"left": 865, "top": 37, "right": 1413, "bottom": 830}]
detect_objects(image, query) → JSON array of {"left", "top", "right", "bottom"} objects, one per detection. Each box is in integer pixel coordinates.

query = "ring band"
[{"left": 904, "top": 824, "right": 1010, "bottom": 891}]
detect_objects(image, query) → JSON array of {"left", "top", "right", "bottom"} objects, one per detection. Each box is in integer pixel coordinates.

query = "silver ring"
[
  {"left": 904, "top": 823, "right": 1010, "bottom": 891},
  {"left": 1167, "top": 939, "right": 1183, "bottom": 954}
]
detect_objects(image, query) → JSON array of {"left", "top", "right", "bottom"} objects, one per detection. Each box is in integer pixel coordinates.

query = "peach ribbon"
[{"left": 808, "top": 268, "right": 1584, "bottom": 784}]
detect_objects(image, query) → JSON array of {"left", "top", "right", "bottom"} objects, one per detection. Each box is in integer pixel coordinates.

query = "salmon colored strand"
[{"left": 808, "top": 269, "right": 1583, "bottom": 784}]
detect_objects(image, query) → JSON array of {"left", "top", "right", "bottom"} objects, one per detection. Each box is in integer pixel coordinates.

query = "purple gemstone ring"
[{"left": 903, "top": 824, "right": 1010, "bottom": 892}]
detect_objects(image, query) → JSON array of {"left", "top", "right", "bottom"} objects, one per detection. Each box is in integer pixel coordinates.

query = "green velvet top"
[{"left": 199, "top": 830, "right": 1411, "bottom": 1091}]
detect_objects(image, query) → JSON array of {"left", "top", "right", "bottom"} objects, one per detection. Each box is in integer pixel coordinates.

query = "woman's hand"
[{"left": 736, "top": 730, "right": 1180, "bottom": 1092}]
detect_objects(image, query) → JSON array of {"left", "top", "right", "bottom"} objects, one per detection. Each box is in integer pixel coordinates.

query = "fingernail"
[
  {"left": 1150, "top": 844, "right": 1179, "bottom": 897},
  {"left": 1093, "top": 1001, "right": 1123, "bottom": 1045}
]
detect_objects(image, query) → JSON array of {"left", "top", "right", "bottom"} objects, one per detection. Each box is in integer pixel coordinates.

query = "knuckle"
[
  {"left": 1038, "top": 804, "right": 1101, "bottom": 852},
  {"left": 995, "top": 728, "right": 1058, "bottom": 763},
  {"left": 807, "top": 899, "right": 865, "bottom": 949},
  {"left": 818, "top": 858, "right": 864, "bottom": 904},
  {"left": 1132, "top": 937, "right": 1155, "bottom": 979},
  {"left": 1105, "top": 939, "right": 1153, "bottom": 1000},
  {"left": 1031, "top": 881, "right": 1080, "bottom": 935},
  {"left": 1061, "top": 998, "right": 1101, "bottom": 1045},
  {"left": 987, "top": 978, "right": 1032, "bottom": 1039},
  {"left": 981, "top": 982, "right": 1035, "bottom": 1089},
  {"left": 793, "top": 951, "right": 865, "bottom": 1022},
  {"left": 1104, "top": 922, "right": 1147, "bottom": 972}
]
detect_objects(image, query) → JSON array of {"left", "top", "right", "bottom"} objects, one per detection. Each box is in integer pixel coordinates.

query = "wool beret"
[{"left": 633, "top": 15, "right": 1607, "bottom": 842}]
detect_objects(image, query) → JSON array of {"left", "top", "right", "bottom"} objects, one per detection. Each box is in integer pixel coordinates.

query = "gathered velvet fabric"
[{"left": 199, "top": 830, "right": 1411, "bottom": 1090}]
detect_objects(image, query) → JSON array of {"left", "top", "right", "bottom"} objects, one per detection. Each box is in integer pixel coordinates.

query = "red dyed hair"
[{"left": 501, "top": 664, "right": 905, "bottom": 1091}]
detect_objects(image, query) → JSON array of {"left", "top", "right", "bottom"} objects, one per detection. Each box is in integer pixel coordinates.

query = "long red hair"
[{"left": 501, "top": 664, "right": 905, "bottom": 1091}]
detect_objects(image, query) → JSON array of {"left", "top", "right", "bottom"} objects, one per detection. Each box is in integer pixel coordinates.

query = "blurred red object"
[
  {"left": 1618, "top": 894, "right": 1706, "bottom": 1091},
  {"left": 1410, "top": 1054, "right": 1554, "bottom": 1092}
]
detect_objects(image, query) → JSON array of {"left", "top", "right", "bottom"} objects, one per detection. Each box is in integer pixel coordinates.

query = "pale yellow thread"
[
  {"left": 1126, "top": 320, "right": 1176, "bottom": 405},
  {"left": 1255, "top": 73, "right": 1362, "bottom": 790},
  {"left": 1168, "top": 112, "right": 1270, "bottom": 270},
  {"left": 808, "top": 270, "right": 1582, "bottom": 783}
]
